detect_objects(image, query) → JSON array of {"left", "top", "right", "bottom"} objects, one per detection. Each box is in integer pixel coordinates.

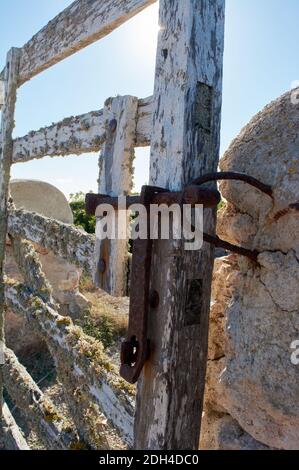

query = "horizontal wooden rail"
[
  {"left": 10, "top": 235, "right": 54, "bottom": 307},
  {"left": 8, "top": 209, "right": 95, "bottom": 277},
  {"left": 5, "top": 283, "right": 134, "bottom": 447},
  {"left": 12, "top": 110, "right": 106, "bottom": 163},
  {"left": 3, "top": 347, "right": 78, "bottom": 450},
  {"left": 0, "top": 0, "right": 157, "bottom": 86},
  {"left": 1, "top": 403, "right": 30, "bottom": 450},
  {"left": 0, "top": 97, "right": 152, "bottom": 163}
]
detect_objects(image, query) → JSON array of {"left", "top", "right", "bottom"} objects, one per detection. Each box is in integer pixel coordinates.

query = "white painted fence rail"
[
  {"left": 3, "top": 347, "right": 78, "bottom": 450},
  {"left": 5, "top": 283, "right": 135, "bottom": 447},
  {"left": 0, "top": 0, "right": 157, "bottom": 86},
  {"left": 0, "top": 97, "right": 153, "bottom": 164},
  {"left": 8, "top": 209, "right": 95, "bottom": 277}
]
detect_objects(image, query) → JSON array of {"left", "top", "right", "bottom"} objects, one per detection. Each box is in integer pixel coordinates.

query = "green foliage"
[
  {"left": 217, "top": 199, "right": 225, "bottom": 211},
  {"left": 79, "top": 314, "right": 115, "bottom": 350},
  {"left": 69, "top": 191, "right": 95, "bottom": 234}
]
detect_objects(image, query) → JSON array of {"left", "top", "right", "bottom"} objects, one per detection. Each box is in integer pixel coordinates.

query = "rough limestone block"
[{"left": 203, "top": 89, "right": 299, "bottom": 450}]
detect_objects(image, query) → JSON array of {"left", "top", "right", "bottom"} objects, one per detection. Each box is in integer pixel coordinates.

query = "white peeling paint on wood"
[
  {"left": 1, "top": 403, "right": 30, "bottom": 450},
  {"left": 14, "top": 0, "right": 157, "bottom": 85},
  {"left": 134, "top": 0, "right": 225, "bottom": 450},
  {"left": 89, "top": 383, "right": 134, "bottom": 446},
  {"left": 95, "top": 95, "right": 139, "bottom": 296},
  {"left": 0, "top": 48, "right": 21, "bottom": 414},
  {"left": 5, "top": 283, "right": 135, "bottom": 447},
  {"left": 0, "top": 97, "right": 152, "bottom": 163},
  {"left": 8, "top": 208, "right": 95, "bottom": 277},
  {"left": 12, "top": 110, "right": 106, "bottom": 163}
]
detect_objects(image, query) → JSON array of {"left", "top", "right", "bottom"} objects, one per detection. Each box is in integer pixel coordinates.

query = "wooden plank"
[
  {"left": 134, "top": 0, "right": 225, "bottom": 450},
  {"left": 7, "top": 208, "right": 95, "bottom": 277},
  {"left": 0, "top": 48, "right": 21, "bottom": 414},
  {"left": 95, "top": 95, "right": 139, "bottom": 296},
  {"left": 1, "top": 403, "right": 30, "bottom": 450},
  {"left": 136, "top": 96, "right": 153, "bottom": 147},
  {"left": 5, "top": 283, "right": 134, "bottom": 447},
  {"left": 10, "top": 236, "right": 54, "bottom": 307},
  {"left": 14, "top": 0, "right": 157, "bottom": 86},
  {"left": 0, "top": 97, "right": 152, "bottom": 163},
  {"left": 3, "top": 347, "right": 78, "bottom": 450},
  {"left": 12, "top": 110, "right": 106, "bottom": 163}
]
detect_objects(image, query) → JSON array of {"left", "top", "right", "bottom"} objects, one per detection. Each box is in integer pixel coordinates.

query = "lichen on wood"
[
  {"left": 96, "top": 95, "right": 138, "bottom": 296},
  {"left": 5, "top": 283, "right": 134, "bottom": 448},
  {"left": 8, "top": 208, "right": 95, "bottom": 277},
  {"left": 0, "top": 48, "right": 21, "bottom": 413},
  {"left": 3, "top": 347, "right": 80, "bottom": 450}
]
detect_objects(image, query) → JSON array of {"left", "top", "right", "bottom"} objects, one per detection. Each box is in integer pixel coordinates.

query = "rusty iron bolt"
[{"left": 149, "top": 290, "right": 160, "bottom": 309}]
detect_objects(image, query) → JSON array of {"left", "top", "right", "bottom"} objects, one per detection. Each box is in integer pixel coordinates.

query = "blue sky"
[{"left": 1, "top": 0, "right": 299, "bottom": 198}]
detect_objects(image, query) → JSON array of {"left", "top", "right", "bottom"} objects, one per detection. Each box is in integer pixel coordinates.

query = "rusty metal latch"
[{"left": 86, "top": 172, "right": 273, "bottom": 383}]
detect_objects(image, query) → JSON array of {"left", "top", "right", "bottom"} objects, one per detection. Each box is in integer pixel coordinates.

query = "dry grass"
[{"left": 77, "top": 276, "right": 129, "bottom": 350}]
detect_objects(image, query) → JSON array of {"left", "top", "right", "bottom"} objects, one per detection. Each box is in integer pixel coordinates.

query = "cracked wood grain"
[
  {"left": 7, "top": 208, "right": 95, "bottom": 277},
  {"left": 96, "top": 95, "right": 138, "bottom": 296},
  {"left": 0, "top": 48, "right": 21, "bottom": 414},
  {"left": 134, "top": 0, "right": 225, "bottom": 450}
]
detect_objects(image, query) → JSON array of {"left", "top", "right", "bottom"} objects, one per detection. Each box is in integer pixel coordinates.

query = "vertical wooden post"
[
  {"left": 134, "top": 0, "right": 225, "bottom": 449},
  {"left": 96, "top": 95, "right": 139, "bottom": 296},
  {"left": 0, "top": 48, "right": 20, "bottom": 413}
]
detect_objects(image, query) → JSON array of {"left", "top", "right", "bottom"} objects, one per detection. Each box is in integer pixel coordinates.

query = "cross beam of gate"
[{"left": 134, "top": 0, "right": 225, "bottom": 450}]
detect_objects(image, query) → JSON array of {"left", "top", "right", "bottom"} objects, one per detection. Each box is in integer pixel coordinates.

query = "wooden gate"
[{"left": 0, "top": 0, "right": 225, "bottom": 450}]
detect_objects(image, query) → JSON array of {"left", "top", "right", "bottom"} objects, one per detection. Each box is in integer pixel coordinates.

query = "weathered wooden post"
[
  {"left": 134, "top": 0, "right": 225, "bottom": 449},
  {"left": 0, "top": 48, "right": 20, "bottom": 413},
  {"left": 96, "top": 95, "right": 139, "bottom": 296}
]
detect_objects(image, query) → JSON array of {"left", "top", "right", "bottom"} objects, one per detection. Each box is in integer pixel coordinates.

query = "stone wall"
[{"left": 201, "top": 89, "right": 299, "bottom": 450}]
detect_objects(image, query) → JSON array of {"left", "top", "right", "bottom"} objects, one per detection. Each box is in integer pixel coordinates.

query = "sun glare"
[{"left": 127, "top": 3, "right": 160, "bottom": 58}]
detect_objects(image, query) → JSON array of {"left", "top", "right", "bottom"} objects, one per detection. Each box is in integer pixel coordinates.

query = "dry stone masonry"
[{"left": 201, "top": 89, "right": 299, "bottom": 450}]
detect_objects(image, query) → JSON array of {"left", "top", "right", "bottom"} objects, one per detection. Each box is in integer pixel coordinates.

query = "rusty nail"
[
  {"left": 109, "top": 119, "right": 117, "bottom": 133},
  {"left": 149, "top": 290, "right": 160, "bottom": 309},
  {"left": 98, "top": 259, "right": 106, "bottom": 274}
]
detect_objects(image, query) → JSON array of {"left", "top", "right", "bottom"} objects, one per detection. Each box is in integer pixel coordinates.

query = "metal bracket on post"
[
  {"left": 87, "top": 182, "right": 221, "bottom": 383},
  {"left": 86, "top": 171, "right": 273, "bottom": 383}
]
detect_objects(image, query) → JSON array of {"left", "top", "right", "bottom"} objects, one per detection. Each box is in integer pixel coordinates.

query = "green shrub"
[
  {"left": 79, "top": 314, "right": 115, "bottom": 350},
  {"left": 69, "top": 191, "right": 95, "bottom": 234}
]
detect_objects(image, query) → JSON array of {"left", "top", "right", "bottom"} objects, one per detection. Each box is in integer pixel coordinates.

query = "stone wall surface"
[{"left": 201, "top": 89, "right": 299, "bottom": 450}]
